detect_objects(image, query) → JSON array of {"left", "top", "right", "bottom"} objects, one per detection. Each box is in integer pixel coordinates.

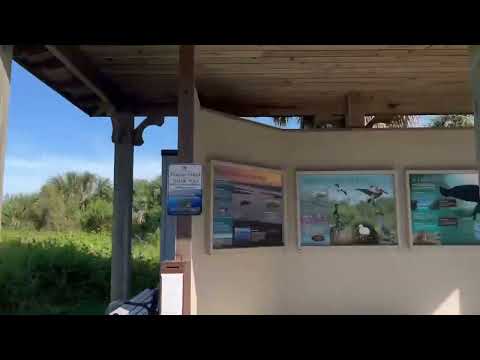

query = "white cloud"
[{"left": 3, "top": 154, "right": 162, "bottom": 195}]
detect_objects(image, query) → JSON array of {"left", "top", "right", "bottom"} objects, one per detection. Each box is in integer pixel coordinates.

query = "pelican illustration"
[
  {"left": 356, "top": 186, "right": 388, "bottom": 204},
  {"left": 439, "top": 185, "right": 480, "bottom": 220},
  {"left": 335, "top": 184, "right": 348, "bottom": 196}
]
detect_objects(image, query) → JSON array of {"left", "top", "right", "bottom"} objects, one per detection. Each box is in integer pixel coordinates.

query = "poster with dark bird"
[
  {"left": 211, "top": 161, "right": 284, "bottom": 250},
  {"left": 408, "top": 171, "right": 480, "bottom": 245},
  {"left": 297, "top": 171, "right": 398, "bottom": 246}
]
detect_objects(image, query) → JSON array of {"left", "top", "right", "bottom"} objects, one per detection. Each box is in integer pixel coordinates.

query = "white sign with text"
[{"left": 167, "top": 164, "right": 203, "bottom": 215}]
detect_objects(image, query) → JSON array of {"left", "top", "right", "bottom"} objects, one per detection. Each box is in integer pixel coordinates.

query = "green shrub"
[
  {"left": 0, "top": 230, "right": 159, "bottom": 315},
  {"left": 1, "top": 193, "right": 40, "bottom": 229},
  {"left": 80, "top": 199, "right": 113, "bottom": 233},
  {"left": 0, "top": 171, "right": 162, "bottom": 314}
]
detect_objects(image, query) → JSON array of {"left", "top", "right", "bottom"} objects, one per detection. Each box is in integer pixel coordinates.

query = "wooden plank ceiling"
[{"left": 13, "top": 45, "right": 473, "bottom": 117}]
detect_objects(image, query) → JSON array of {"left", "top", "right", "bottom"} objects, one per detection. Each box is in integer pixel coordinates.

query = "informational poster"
[
  {"left": 211, "top": 161, "right": 284, "bottom": 249},
  {"left": 167, "top": 164, "right": 202, "bottom": 216},
  {"left": 297, "top": 172, "right": 398, "bottom": 246},
  {"left": 408, "top": 171, "right": 480, "bottom": 245}
]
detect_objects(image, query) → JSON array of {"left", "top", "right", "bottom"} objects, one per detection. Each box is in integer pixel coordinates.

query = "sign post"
[{"left": 161, "top": 150, "right": 178, "bottom": 262}]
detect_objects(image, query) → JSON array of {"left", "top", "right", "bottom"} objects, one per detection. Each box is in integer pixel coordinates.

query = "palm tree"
[
  {"left": 132, "top": 177, "right": 162, "bottom": 241},
  {"left": 272, "top": 115, "right": 317, "bottom": 128},
  {"left": 132, "top": 179, "right": 150, "bottom": 226},
  {"left": 272, "top": 114, "right": 420, "bottom": 129},
  {"left": 272, "top": 116, "right": 299, "bottom": 127},
  {"left": 430, "top": 114, "right": 474, "bottom": 128},
  {"left": 96, "top": 177, "right": 113, "bottom": 202},
  {"left": 1, "top": 193, "right": 39, "bottom": 228},
  {"left": 364, "top": 114, "right": 420, "bottom": 128},
  {"left": 46, "top": 172, "right": 112, "bottom": 211}
]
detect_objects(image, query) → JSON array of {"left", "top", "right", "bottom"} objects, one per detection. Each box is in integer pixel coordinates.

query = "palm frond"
[{"left": 365, "top": 114, "right": 420, "bottom": 128}]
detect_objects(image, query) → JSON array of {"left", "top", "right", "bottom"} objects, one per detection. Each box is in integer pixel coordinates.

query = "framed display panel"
[
  {"left": 296, "top": 170, "right": 399, "bottom": 247},
  {"left": 210, "top": 160, "right": 286, "bottom": 251},
  {"left": 406, "top": 170, "right": 480, "bottom": 246}
]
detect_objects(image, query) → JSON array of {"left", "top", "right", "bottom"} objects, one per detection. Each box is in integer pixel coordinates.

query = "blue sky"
[
  {"left": 4, "top": 62, "right": 288, "bottom": 195},
  {"left": 4, "top": 62, "right": 178, "bottom": 195},
  {"left": 4, "top": 62, "right": 435, "bottom": 195}
]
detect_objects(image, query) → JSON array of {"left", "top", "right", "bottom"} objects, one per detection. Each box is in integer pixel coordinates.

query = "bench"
[{"left": 108, "top": 288, "right": 159, "bottom": 315}]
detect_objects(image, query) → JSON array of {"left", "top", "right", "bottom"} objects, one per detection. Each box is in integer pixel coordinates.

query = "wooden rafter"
[
  {"left": 45, "top": 45, "right": 124, "bottom": 112},
  {"left": 123, "top": 103, "right": 178, "bottom": 117},
  {"left": 12, "top": 45, "right": 475, "bottom": 117}
]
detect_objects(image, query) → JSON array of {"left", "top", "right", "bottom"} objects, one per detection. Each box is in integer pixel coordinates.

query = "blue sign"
[{"left": 167, "top": 164, "right": 202, "bottom": 216}]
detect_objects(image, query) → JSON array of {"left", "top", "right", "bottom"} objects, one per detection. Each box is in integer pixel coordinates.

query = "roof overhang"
[{"left": 13, "top": 45, "right": 474, "bottom": 118}]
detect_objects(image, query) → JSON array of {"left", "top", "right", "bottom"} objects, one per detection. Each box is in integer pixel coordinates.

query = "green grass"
[{"left": 0, "top": 229, "right": 160, "bottom": 315}]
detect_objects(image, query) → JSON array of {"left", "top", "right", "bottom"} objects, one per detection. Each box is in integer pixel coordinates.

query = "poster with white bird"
[{"left": 296, "top": 171, "right": 398, "bottom": 246}]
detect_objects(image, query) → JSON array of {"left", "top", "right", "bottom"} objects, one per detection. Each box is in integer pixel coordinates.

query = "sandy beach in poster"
[
  {"left": 298, "top": 173, "right": 397, "bottom": 246},
  {"left": 409, "top": 172, "right": 480, "bottom": 245},
  {"left": 212, "top": 162, "right": 284, "bottom": 249}
]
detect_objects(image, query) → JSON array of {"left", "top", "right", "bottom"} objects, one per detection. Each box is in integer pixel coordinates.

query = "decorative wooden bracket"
[
  {"left": 132, "top": 115, "right": 165, "bottom": 146},
  {"left": 111, "top": 114, "right": 166, "bottom": 146}
]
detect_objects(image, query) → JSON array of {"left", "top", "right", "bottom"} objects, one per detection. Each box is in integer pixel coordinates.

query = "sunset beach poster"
[{"left": 211, "top": 161, "right": 285, "bottom": 250}]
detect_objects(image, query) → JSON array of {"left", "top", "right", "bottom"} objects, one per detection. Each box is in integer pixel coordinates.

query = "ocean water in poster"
[
  {"left": 167, "top": 164, "right": 202, "bottom": 215},
  {"left": 409, "top": 172, "right": 480, "bottom": 245},
  {"left": 212, "top": 162, "right": 284, "bottom": 249},
  {"left": 298, "top": 173, "right": 397, "bottom": 246}
]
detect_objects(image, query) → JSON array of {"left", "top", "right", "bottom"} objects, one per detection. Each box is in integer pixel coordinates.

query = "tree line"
[
  {"left": 273, "top": 114, "right": 474, "bottom": 129},
  {"left": 1, "top": 172, "right": 162, "bottom": 242}
]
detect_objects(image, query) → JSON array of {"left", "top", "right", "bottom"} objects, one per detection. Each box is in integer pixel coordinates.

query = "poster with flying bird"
[{"left": 296, "top": 171, "right": 398, "bottom": 246}]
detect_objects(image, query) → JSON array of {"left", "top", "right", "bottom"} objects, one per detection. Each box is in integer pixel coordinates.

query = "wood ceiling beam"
[
  {"left": 45, "top": 45, "right": 124, "bottom": 113},
  {"left": 201, "top": 92, "right": 473, "bottom": 118},
  {"left": 201, "top": 99, "right": 346, "bottom": 117},
  {"left": 121, "top": 103, "right": 178, "bottom": 117},
  {"left": 28, "top": 57, "right": 65, "bottom": 71}
]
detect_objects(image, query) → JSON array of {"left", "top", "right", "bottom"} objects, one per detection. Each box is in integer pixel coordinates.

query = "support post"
[
  {"left": 161, "top": 150, "right": 178, "bottom": 262},
  {"left": 0, "top": 45, "right": 13, "bottom": 230},
  {"left": 176, "top": 45, "right": 196, "bottom": 258},
  {"left": 176, "top": 45, "right": 196, "bottom": 315},
  {"left": 110, "top": 112, "right": 134, "bottom": 303},
  {"left": 345, "top": 92, "right": 365, "bottom": 128}
]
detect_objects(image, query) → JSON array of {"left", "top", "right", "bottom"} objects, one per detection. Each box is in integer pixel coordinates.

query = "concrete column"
[
  {"left": 0, "top": 45, "right": 13, "bottom": 230},
  {"left": 110, "top": 113, "right": 134, "bottom": 303}
]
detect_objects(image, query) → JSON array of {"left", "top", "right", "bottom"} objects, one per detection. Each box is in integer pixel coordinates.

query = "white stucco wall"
[{"left": 191, "top": 107, "right": 480, "bottom": 315}]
